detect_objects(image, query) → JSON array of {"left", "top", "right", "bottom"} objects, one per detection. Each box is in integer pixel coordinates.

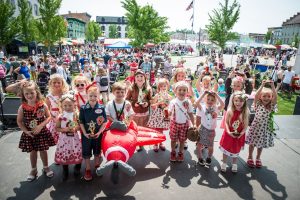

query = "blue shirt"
[
  {"left": 79, "top": 102, "right": 107, "bottom": 134},
  {"left": 141, "top": 62, "right": 152, "bottom": 73},
  {"left": 19, "top": 65, "right": 30, "bottom": 79},
  {"left": 79, "top": 58, "right": 88, "bottom": 67}
]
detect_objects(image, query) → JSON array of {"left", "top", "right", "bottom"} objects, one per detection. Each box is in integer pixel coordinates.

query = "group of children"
[{"left": 16, "top": 64, "right": 278, "bottom": 182}]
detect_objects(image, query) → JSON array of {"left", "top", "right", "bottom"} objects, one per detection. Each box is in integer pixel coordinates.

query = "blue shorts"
[{"left": 81, "top": 134, "right": 102, "bottom": 159}]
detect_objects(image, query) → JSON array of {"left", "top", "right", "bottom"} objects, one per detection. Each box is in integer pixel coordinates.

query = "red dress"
[{"left": 219, "top": 110, "right": 245, "bottom": 157}]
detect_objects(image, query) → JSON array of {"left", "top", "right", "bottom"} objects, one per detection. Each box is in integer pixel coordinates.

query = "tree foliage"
[
  {"left": 35, "top": 0, "right": 66, "bottom": 48},
  {"left": 265, "top": 31, "right": 272, "bottom": 43},
  {"left": 122, "top": 0, "right": 170, "bottom": 47},
  {"left": 275, "top": 39, "right": 282, "bottom": 45},
  {"left": 292, "top": 33, "right": 299, "bottom": 47},
  {"left": 17, "top": 0, "right": 37, "bottom": 43},
  {"left": 0, "top": 0, "right": 19, "bottom": 48},
  {"left": 109, "top": 24, "right": 119, "bottom": 38},
  {"left": 85, "top": 21, "right": 100, "bottom": 42},
  {"left": 206, "top": 0, "right": 240, "bottom": 51}
]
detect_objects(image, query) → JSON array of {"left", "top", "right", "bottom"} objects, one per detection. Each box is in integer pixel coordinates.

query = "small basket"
[{"left": 187, "top": 127, "right": 199, "bottom": 142}]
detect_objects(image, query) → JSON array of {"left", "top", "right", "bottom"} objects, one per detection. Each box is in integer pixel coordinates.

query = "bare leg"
[
  {"left": 171, "top": 141, "right": 176, "bottom": 152},
  {"left": 197, "top": 143, "right": 203, "bottom": 159},
  {"left": 94, "top": 155, "right": 100, "bottom": 167},
  {"left": 85, "top": 158, "right": 91, "bottom": 170},
  {"left": 248, "top": 145, "right": 254, "bottom": 159},
  {"left": 179, "top": 141, "right": 185, "bottom": 153},
  {"left": 222, "top": 154, "right": 228, "bottom": 164},
  {"left": 39, "top": 151, "right": 48, "bottom": 167},
  {"left": 30, "top": 151, "right": 38, "bottom": 169},
  {"left": 208, "top": 146, "right": 214, "bottom": 158},
  {"left": 232, "top": 157, "right": 238, "bottom": 165},
  {"left": 256, "top": 148, "right": 263, "bottom": 160}
]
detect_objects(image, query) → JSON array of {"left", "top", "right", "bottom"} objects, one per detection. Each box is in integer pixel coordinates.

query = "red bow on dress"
[{"left": 86, "top": 81, "right": 97, "bottom": 91}]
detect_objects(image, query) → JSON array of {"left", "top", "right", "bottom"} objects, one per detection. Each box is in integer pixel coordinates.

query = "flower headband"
[
  {"left": 233, "top": 91, "right": 248, "bottom": 101},
  {"left": 60, "top": 93, "right": 75, "bottom": 102}
]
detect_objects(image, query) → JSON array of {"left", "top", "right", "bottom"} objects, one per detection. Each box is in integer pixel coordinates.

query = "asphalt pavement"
[{"left": 0, "top": 115, "right": 299, "bottom": 200}]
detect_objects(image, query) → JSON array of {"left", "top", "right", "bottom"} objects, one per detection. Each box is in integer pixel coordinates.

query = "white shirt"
[
  {"left": 168, "top": 98, "right": 193, "bottom": 124},
  {"left": 83, "top": 71, "right": 92, "bottom": 81},
  {"left": 94, "top": 75, "right": 109, "bottom": 92},
  {"left": 196, "top": 105, "right": 219, "bottom": 130},
  {"left": 283, "top": 70, "right": 295, "bottom": 84},
  {"left": 57, "top": 66, "right": 67, "bottom": 80},
  {"left": 105, "top": 100, "right": 134, "bottom": 121}
]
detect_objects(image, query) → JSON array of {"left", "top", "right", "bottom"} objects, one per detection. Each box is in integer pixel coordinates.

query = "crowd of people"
[{"left": 0, "top": 44, "right": 296, "bottom": 184}]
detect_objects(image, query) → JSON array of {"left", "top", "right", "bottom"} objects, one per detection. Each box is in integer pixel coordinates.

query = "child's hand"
[
  {"left": 33, "top": 125, "right": 43, "bottom": 135},
  {"left": 211, "top": 112, "right": 218, "bottom": 119},
  {"left": 93, "top": 132, "right": 102, "bottom": 138},
  {"left": 25, "top": 130, "right": 34, "bottom": 138},
  {"left": 135, "top": 103, "right": 140, "bottom": 107}
]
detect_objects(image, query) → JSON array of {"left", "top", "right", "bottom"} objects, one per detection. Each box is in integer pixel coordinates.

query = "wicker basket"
[{"left": 187, "top": 127, "right": 199, "bottom": 142}]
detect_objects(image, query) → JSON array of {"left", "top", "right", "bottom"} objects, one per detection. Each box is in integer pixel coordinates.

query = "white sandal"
[
  {"left": 27, "top": 168, "right": 38, "bottom": 182},
  {"left": 232, "top": 164, "right": 238, "bottom": 173},
  {"left": 221, "top": 163, "right": 227, "bottom": 172},
  {"left": 42, "top": 167, "right": 54, "bottom": 178}
]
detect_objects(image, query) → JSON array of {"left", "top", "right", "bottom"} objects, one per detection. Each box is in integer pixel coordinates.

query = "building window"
[
  {"left": 102, "top": 17, "right": 105, "bottom": 22},
  {"left": 118, "top": 26, "right": 121, "bottom": 31},
  {"left": 101, "top": 26, "right": 105, "bottom": 31},
  {"left": 69, "top": 22, "right": 73, "bottom": 28},
  {"left": 118, "top": 18, "right": 121, "bottom": 23},
  {"left": 125, "top": 26, "right": 128, "bottom": 31},
  {"left": 125, "top": 33, "right": 128, "bottom": 38},
  {"left": 27, "top": 1, "right": 32, "bottom": 9},
  {"left": 34, "top": 4, "right": 38, "bottom": 16},
  {"left": 118, "top": 32, "right": 121, "bottom": 38}
]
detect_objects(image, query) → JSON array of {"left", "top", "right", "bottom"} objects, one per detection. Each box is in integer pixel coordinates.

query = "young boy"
[
  {"left": 168, "top": 81, "right": 195, "bottom": 162},
  {"left": 79, "top": 85, "right": 107, "bottom": 181},
  {"left": 105, "top": 82, "right": 134, "bottom": 125}
]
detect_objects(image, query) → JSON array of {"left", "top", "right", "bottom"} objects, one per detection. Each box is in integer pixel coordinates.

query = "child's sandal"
[
  {"left": 247, "top": 159, "right": 255, "bottom": 168},
  {"left": 27, "top": 168, "right": 38, "bottom": 182},
  {"left": 256, "top": 159, "right": 262, "bottom": 168},
  {"left": 42, "top": 167, "right": 54, "bottom": 178},
  {"left": 159, "top": 143, "right": 166, "bottom": 151}
]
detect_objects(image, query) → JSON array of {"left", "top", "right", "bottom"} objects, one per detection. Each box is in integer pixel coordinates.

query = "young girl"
[
  {"left": 83, "top": 64, "right": 92, "bottom": 82},
  {"left": 29, "top": 61, "right": 37, "bottom": 81},
  {"left": 246, "top": 80, "right": 277, "bottom": 168},
  {"left": 73, "top": 75, "right": 90, "bottom": 110},
  {"left": 126, "top": 70, "right": 152, "bottom": 151},
  {"left": 168, "top": 81, "right": 195, "bottom": 162},
  {"left": 95, "top": 67, "right": 109, "bottom": 104},
  {"left": 220, "top": 74, "right": 246, "bottom": 129},
  {"left": 219, "top": 91, "right": 249, "bottom": 173},
  {"left": 147, "top": 78, "right": 172, "bottom": 152},
  {"left": 17, "top": 81, "right": 56, "bottom": 181},
  {"left": 55, "top": 94, "right": 82, "bottom": 180},
  {"left": 46, "top": 74, "right": 69, "bottom": 143},
  {"left": 195, "top": 91, "right": 224, "bottom": 166}
]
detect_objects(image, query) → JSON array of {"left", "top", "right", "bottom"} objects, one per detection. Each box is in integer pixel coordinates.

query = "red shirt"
[{"left": 125, "top": 76, "right": 135, "bottom": 83}]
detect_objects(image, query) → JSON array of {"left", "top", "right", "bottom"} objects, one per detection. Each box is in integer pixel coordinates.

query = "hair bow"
[
  {"left": 235, "top": 76, "right": 244, "bottom": 82},
  {"left": 86, "top": 81, "right": 97, "bottom": 91}
]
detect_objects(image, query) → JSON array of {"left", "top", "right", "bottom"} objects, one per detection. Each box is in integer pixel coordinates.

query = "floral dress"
[
  {"left": 46, "top": 94, "right": 60, "bottom": 143},
  {"left": 147, "top": 92, "right": 170, "bottom": 130},
  {"left": 246, "top": 100, "right": 276, "bottom": 148},
  {"left": 19, "top": 102, "right": 56, "bottom": 152},
  {"left": 54, "top": 111, "right": 82, "bottom": 165}
]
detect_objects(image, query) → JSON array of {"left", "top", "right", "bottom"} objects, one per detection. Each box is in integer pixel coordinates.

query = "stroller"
[
  {"left": 118, "top": 62, "right": 127, "bottom": 77},
  {"left": 37, "top": 71, "right": 50, "bottom": 95},
  {"left": 109, "top": 71, "right": 119, "bottom": 89}
]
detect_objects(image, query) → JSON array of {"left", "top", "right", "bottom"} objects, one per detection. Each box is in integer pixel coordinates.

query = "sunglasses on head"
[{"left": 76, "top": 84, "right": 85, "bottom": 87}]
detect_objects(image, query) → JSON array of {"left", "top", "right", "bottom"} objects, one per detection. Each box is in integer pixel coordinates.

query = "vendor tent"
[
  {"left": 280, "top": 44, "right": 292, "bottom": 50},
  {"left": 262, "top": 44, "right": 276, "bottom": 49},
  {"left": 106, "top": 41, "right": 132, "bottom": 49}
]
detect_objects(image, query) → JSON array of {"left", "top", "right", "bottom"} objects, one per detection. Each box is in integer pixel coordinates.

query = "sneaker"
[
  {"left": 177, "top": 152, "right": 184, "bottom": 162},
  {"left": 206, "top": 157, "right": 212, "bottom": 166},
  {"left": 221, "top": 163, "right": 227, "bottom": 172},
  {"left": 84, "top": 170, "right": 92, "bottom": 181},
  {"left": 184, "top": 142, "right": 188, "bottom": 150},
  {"left": 198, "top": 158, "right": 205, "bottom": 166},
  {"left": 232, "top": 164, "right": 238, "bottom": 173},
  {"left": 170, "top": 151, "right": 177, "bottom": 162}
]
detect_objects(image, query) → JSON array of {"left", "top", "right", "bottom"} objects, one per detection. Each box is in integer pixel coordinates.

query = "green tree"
[
  {"left": 265, "top": 31, "right": 272, "bottom": 43},
  {"left": 292, "top": 33, "right": 299, "bottom": 47},
  {"left": 206, "top": 0, "right": 240, "bottom": 52},
  {"left": 275, "top": 39, "right": 282, "bottom": 45},
  {"left": 85, "top": 21, "right": 100, "bottom": 42},
  {"left": 35, "top": 0, "right": 67, "bottom": 51},
  {"left": 122, "top": 0, "right": 170, "bottom": 47},
  {"left": 0, "top": 0, "right": 19, "bottom": 51},
  {"left": 17, "top": 0, "right": 37, "bottom": 43},
  {"left": 109, "top": 24, "right": 118, "bottom": 38},
  {"left": 92, "top": 22, "right": 101, "bottom": 41},
  {"left": 86, "top": 21, "right": 95, "bottom": 42}
]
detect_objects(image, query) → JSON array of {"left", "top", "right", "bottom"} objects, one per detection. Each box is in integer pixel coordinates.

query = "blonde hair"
[
  {"left": 227, "top": 91, "right": 249, "bottom": 128},
  {"left": 173, "top": 68, "right": 186, "bottom": 83},
  {"left": 48, "top": 74, "right": 69, "bottom": 94},
  {"left": 231, "top": 77, "right": 244, "bottom": 90},
  {"left": 157, "top": 78, "right": 169, "bottom": 93},
  {"left": 174, "top": 81, "right": 188, "bottom": 91},
  {"left": 87, "top": 85, "right": 99, "bottom": 94},
  {"left": 72, "top": 75, "right": 90, "bottom": 89},
  {"left": 20, "top": 81, "right": 44, "bottom": 103},
  {"left": 112, "top": 81, "right": 127, "bottom": 92},
  {"left": 59, "top": 93, "right": 75, "bottom": 112},
  {"left": 97, "top": 67, "right": 107, "bottom": 76},
  {"left": 261, "top": 87, "right": 273, "bottom": 96}
]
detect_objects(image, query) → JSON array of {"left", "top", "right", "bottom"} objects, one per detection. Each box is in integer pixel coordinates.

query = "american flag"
[{"left": 186, "top": 1, "right": 193, "bottom": 11}]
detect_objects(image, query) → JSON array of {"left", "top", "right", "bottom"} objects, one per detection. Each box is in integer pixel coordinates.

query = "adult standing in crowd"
[{"left": 282, "top": 66, "right": 295, "bottom": 99}]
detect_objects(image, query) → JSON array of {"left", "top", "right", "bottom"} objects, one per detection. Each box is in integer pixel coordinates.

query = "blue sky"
[{"left": 59, "top": 0, "right": 300, "bottom": 34}]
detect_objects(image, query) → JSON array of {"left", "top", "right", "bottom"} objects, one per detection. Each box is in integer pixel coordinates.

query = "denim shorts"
[{"left": 81, "top": 134, "right": 102, "bottom": 159}]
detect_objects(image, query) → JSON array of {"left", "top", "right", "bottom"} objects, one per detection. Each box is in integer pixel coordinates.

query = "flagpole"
[{"left": 192, "top": 0, "right": 195, "bottom": 32}]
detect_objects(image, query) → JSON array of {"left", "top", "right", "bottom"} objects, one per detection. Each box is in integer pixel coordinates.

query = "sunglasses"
[{"left": 76, "top": 84, "right": 85, "bottom": 87}]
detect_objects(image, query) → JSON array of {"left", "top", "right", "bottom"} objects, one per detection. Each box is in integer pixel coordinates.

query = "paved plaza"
[{"left": 0, "top": 115, "right": 299, "bottom": 200}]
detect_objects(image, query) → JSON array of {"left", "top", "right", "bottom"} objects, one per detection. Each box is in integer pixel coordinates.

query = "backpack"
[{"left": 99, "top": 76, "right": 108, "bottom": 87}]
